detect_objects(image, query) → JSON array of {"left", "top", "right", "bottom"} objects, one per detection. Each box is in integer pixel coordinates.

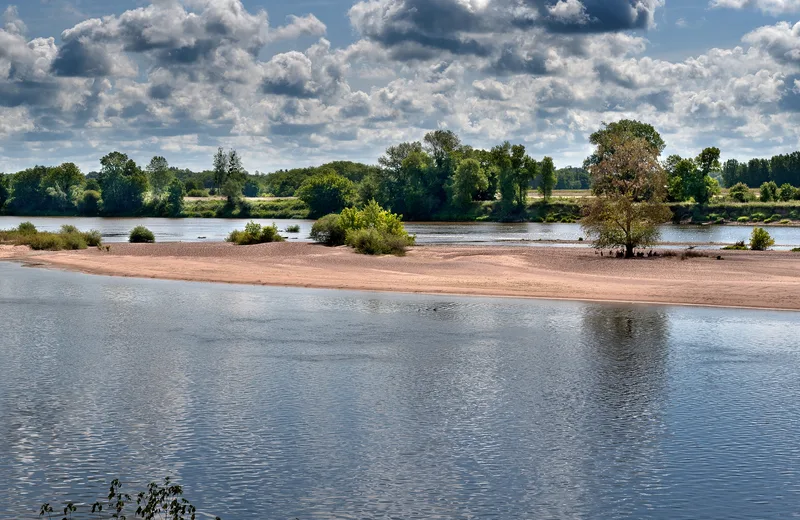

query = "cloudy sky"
[{"left": 2, "top": 0, "right": 800, "bottom": 173}]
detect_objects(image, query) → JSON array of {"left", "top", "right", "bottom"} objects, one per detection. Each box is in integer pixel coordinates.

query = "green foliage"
[
  {"left": 79, "top": 190, "right": 101, "bottom": 216},
  {"left": 586, "top": 119, "right": 666, "bottom": 170},
  {"left": 760, "top": 181, "right": 779, "bottom": 202},
  {"left": 296, "top": 173, "right": 356, "bottom": 217},
  {"left": 452, "top": 158, "right": 488, "bottom": 208},
  {"left": 722, "top": 240, "right": 748, "bottom": 250},
  {"left": 187, "top": 189, "right": 209, "bottom": 197},
  {"left": 129, "top": 226, "right": 155, "bottom": 243},
  {"left": 99, "top": 152, "right": 149, "bottom": 215},
  {"left": 555, "top": 167, "right": 590, "bottom": 190},
  {"left": 729, "top": 182, "right": 753, "bottom": 202},
  {"left": 145, "top": 156, "right": 174, "bottom": 198},
  {"left": 538, "top": 156, "right": 557, "bottom": 201},
  {"left": 165, "top": 179, "right": 185, "bottom": 217},
  {"left": 285, "top": 224, "right": 301, "bottom": 233},
  {"left": 39, "top": 477, "right": 219, "bottom": 520},
  {"left": 0, "top": 223, "right": 101, "bottom": 251},
  {"left": 750, "top": 227, "right": 775, "bottom": 251},
  {"left": 17, "top": 221, "right": 37, "bottom": 234},
  {"left": 310, "top": 214, "right": 347, "bottom": 246},
  {"left": 226, "top": 221, "right": 284, "bottom": 245},
  {"left": 0, "top": 174, "right": 9, "bottom": 210},
  {"left": 737, "top": 216, "right": 750, "bottom": 222},
  {"left": 778, "top": 183, "right": 796, "bottom": 201},
  {"left": 311, "top": 200, "right": 414, "bottom": 255}
]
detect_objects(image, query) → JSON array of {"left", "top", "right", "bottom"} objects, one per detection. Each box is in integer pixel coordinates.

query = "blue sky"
[{"left": 2, "top": 0, "right": 800, "bottom": 173}]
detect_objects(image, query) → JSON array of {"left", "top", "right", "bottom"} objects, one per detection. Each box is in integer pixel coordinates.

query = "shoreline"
[{"left": 3, "top": 242, "right": 800, "bottom": 311}]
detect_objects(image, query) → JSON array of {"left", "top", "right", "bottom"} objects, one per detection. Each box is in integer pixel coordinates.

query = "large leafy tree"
[
  {"left": 582, "top": 131, "right": 672, "bottom": 258},
  {"left": 296, "top": 172, "right": 356, "bottom": 217},
  {"left": 538, "top": 156, "right": 557, "bottom": 202},
  {"left": 212, "top": 147, "right": 228, "bottom": 193},
  {"left": 146, "top": 156, "right": 174, "bottom": 199},
  {"left": 0, "top": 174, "right": 9, "bottom": 211},
  {"left": 452, "top": 158, "right": 488, "bottom": 208},
  {"left": 586, "top": 119, "right": 666, "bottom": 170},
  {"left": 8, "top": 166, "right": 48, "bottom": 212},
  {"left": 98, "top": 152, "right": 149, "bottom": 215},
  {"left": 44, "top": 163, "right": 85, "bottom": 211}
]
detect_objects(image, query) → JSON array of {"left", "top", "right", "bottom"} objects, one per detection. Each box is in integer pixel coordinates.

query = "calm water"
[
  {"left": 2, "top": 216, "right": 800, "bottom": 249},
  {"left": 1, "top": 263, "right": 799, "bottom": 519}
]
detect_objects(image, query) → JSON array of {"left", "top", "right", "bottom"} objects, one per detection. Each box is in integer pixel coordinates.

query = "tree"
[
  {"left": 760, "top": 181, "right": 778, "bottom": 202},
  {"left": 146, "top": 156, "right": 173, "bottom": 199},
  {"left": 582, "top": 135, "right": 672, "bottom": 258},
  {"left": 778, "top": 183, "right": 796, "bottom": 201},
  {"left": 684, "top": 147, "right": 721, "bottom": 204},
  {"left": 165, "top": 179, "right": 185, "bottom": 217},
  {"left": 98, "top": 152, "right": 149, "bottom": 215},
  {"left": 0, "top": 174, "right": 8, "bottom": 211},
  {"left": 8, "top": 166, "right": 47, "bottom": 212},
  {"left": 586, "top": 119, "right": 666, "bottom": 169},
  {"left": 243, "top": 178, "right": 261, "bottom": 197},
  {"left": 538, "top": 156, "right": 556, "bottom": 202},
  {"left": 296, "top": 172, "right": 356, "bottom": 217},
  {"left": 452, "top": 158, "right": 488, "bottom": 208},
  {"left": 44, "top": 163, "right": 85, "bottom": 211},
  {"left": 212, "top": 147, "right": 228, "bottom": 193},
  {"left": 423, "top": 129, "right": 461, "bottom": 209}
]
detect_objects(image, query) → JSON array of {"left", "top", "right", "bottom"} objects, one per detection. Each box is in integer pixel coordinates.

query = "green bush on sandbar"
[
  {"left": 310, "top": 200, "right": 415, "bottom": 255},
  {"left": 226, "top": 221, "right": 284, "bottom": 245},
  {"left": 129, "top": 226, "right": 155, "bottom": 243}
]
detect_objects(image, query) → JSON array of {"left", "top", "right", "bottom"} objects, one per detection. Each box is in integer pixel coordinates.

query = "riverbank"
[{"left": 3, "top": 243, "right": 800, "bottom": 311}]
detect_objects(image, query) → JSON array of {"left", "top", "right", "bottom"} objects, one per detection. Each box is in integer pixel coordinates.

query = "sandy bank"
[{"left": 3, "top": 242, "right": 800, "bottom": 311}]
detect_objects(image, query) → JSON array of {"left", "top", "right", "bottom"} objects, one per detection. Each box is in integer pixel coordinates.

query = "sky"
[{"left": 2, "top": 0, "right": 800, "bottom": 173}]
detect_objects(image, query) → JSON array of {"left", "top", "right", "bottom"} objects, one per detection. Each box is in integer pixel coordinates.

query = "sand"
[{"left": 2, "top": 242, "right": 800, "bottom": 310}]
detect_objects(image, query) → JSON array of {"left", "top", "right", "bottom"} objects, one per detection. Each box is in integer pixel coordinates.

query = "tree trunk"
[{"left": 625, "top": 243, "right": 635, "bottom": 258}]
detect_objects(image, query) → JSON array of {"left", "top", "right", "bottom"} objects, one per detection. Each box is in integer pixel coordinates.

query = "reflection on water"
[
  {"left": 2, "top": 216, "right": 800, "bottom": 248},
  {"left": 0, "top": 263, "right": 799, "bottom": 519}
]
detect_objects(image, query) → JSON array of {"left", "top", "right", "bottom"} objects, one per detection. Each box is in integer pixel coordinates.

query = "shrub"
[
  {"left": 60, "top": 224, "right": 79, "bottom": 234},
  {"left": 760, "top": 181, "right": 778, "bottom": 202},
  {"left": 722, "top": 240, "right": 748, "bottom": 250},
  {"left": 737, "top": 216, "right": 749, "bottom": 223},
  {"left": 296, "top": 173, "right": 356, "bottom": 217},
  {"left": 129, "top": 226, "right": 155, "bottom": 243},
  {"left": 750, "top": 212, "right": 766, "bottom": 222},
  {"left": 26, "top": 233, "right": 66, "bottom": 250},
  {"left": 780, "top": 219, "right": 791, "bottom": 224},
  {"left": 226, "top": 221, "right": 284, "bottom": 245},
  {"left": 187, "top": 189, "right": 209, "bottom": 197},
  {"left": 17, "top": 221, "right": 37, "bottom": 234},
  {"left": 285, "top": 224, "right": 301, "bottom": 233},
  {"left": 792, "top": 248, "right": 800, "bottom": 252},
  {"left": 749, "top": 227, "right": 775, "bottom": 251},
  {"left": 79, "top": 190, "right": 101, "bottom": 215},
  {"left": 779, "top": 184, "right": 796, "bottom": 201},
  {"left": 83, "top": 229, "right": 102, "bottom": 247},
  {"left": 310, "top": 214, "right": 347, "bottom": 246},
  {"left": 729, "top": 183, "right": 752, "bottom": 203}
]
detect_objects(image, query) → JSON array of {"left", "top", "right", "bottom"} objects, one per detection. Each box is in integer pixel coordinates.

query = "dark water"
[
  {"left": 1, "top": 263, "right": 799, "bottom": 519},
  {"left": 2, "top": 216, "right": 800, "bottom": 249}
]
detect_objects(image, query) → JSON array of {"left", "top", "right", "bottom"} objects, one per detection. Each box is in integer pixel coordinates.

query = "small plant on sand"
[
  {"left": 39, "top": 477, "right": 220, "bottom": 520},
  {"left": 722, "top": 240, "right": 748, "bottom": 251},
  {"left": 129, "top": 226, "right": 155, "bottom": 243},
  {"left": 749, "top": 227, "right": 774, "bottom": 251},
  {"left": 0, "top": 223, "right": 103, "bottom": 251},
  {"left": 285, "top": 224, "right": 301, "bottom": 233},
  {"left": 226, "top": 221, "right": 284, "bottom": 245}
]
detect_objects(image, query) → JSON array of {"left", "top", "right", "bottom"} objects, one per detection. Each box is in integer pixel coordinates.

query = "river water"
[
  {"left": 0, "top": 263, "right": 798, "bottom": 519},
  {"left": 1, "top": 216, "right": 800, "bottom": 249}
]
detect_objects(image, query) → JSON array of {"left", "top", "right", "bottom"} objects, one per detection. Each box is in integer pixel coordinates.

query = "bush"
[
  {"left": 310, "top": 214, "right": 347, "bottom": 246},
  {"left": 296, "top": 173, "right": 356, "bottom": 217},
  {"left": 750, "top": 212, "right": 766, "bottom": 222},
  {"left": 17, "top": 221, "right": 37, "bottom": 234},
  {"left": 187, "top": 189, "right": 209, "bottom": 197},
  {"left": 129, "top": 226, "right": 155, "bottom": 243},
  {"left": 760, "top": 181, "right": 778, "bottom": 202},
  {"left": 83, "top": 229, "right": 102, "bottom": 247},
  {"left": 285, "top": 224, "right": 301, "bottom": 233},
  {"left": 729, "top": 183, "right": 752, "bottom": 203},
  {"left": 311, "top": 200, "right": 415, "bottom": 255},
  {"left": 737, "top": 216, "right": 749, "bottom": 223},
  {"left": 778, "top": 184, "right": 796, "bottom": 201},
  {"left": 226, "top": 221, "right": 284, "bottom": 245},
  {"left": 722, "top": 240, "right": 748, "bottom": 250},
  {"left": 60, "top": 224, "right": 79, "bottom": 234},
  {"left": 750, "top": 227, "right": 775, "bottom": 251}
]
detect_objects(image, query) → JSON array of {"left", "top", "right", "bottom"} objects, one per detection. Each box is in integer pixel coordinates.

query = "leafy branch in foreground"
[{"left": 39, "top": 477, "right": 220, "bottom": 520}]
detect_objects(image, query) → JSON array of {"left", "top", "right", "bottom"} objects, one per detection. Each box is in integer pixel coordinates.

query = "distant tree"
[
  {"left": 0, "top": 174, "right": 8, "bottom": 210},
  {"left": 146, "top": 156, "right": 173, "bottom": 199},
  {"left": 243, "top": 178, "right": 261, "bottom": 197},
  {"left": 684, "top": 147, "right": 721, "bottom": 204},
  {"left": 44, "top": 163, "right": 85, "bottom": 211},
  {"left": 554, "top": 167, "right": 590, "bottom": 190},
  {"left": 582, "top": 135, "right": 671, "bottom": 258},
  {"left": 8, "top": 166, "right": 48, "bottom": 212},
  {"left": 296, "top": 172, "right": 356, "bottom": 217},
  {"left": 538, "top": 156, "right": 557, "bottom": 202},
  {"left": 722, "top": 159, "right": 743, "bottom": 187},
  {"left": 728, "top": 182, "right": 753, "bottom": 203},
  {"left": 166, "top": 178, "right": 185, "bottom": 217},
  {"left": 452, "top": 158, "right": 488, "bottom": 208},
  {"left": 98, "top": 152, "right": 149, "bottom": 215},
  {"left": 78, "top": 190, "right": 101, "bottom": 216},
  {"left": 212, "top": 147, "right": 228, "bottom": 193},
  {"left": 760, "top": 181, "right": 778, "bottom": 202}
]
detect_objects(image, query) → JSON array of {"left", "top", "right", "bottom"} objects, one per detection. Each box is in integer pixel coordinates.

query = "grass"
[
  {"left": 285, "top": 224, "right": 301, "bottom": 233},
  {"left": 722, "top": 241, "right": 748, "bottom": 250},
  {"left": 0, "top": 222, "right": 103, "bottom": 251}
]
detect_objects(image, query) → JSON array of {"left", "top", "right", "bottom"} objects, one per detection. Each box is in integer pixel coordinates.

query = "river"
[
  {"left": 0, "top": 263, "right": 798, "bottom": 519},
  {"left": 1, "top": 216, "right": 800, "bottom": 249}
]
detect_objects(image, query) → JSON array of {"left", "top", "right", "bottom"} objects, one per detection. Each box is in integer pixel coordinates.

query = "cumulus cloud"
[
  {"left": 710, "top": 0, "right": 800, "bottom": 15},
  {"left": 269, "top": 14, "right": 327, "bottom": 42}
]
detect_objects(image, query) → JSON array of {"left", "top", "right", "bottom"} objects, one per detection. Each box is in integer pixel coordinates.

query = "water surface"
[
  {"left": 0, "top": 263, "right": 798, "bottom": 519},
  {"left": 2, "top": 216, "right": 800, "bottom": 249}
]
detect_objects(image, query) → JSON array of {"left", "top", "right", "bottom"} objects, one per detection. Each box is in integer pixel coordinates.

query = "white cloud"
[{"left": 710, "top": 0, "right": 800, "bottom": 15}]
